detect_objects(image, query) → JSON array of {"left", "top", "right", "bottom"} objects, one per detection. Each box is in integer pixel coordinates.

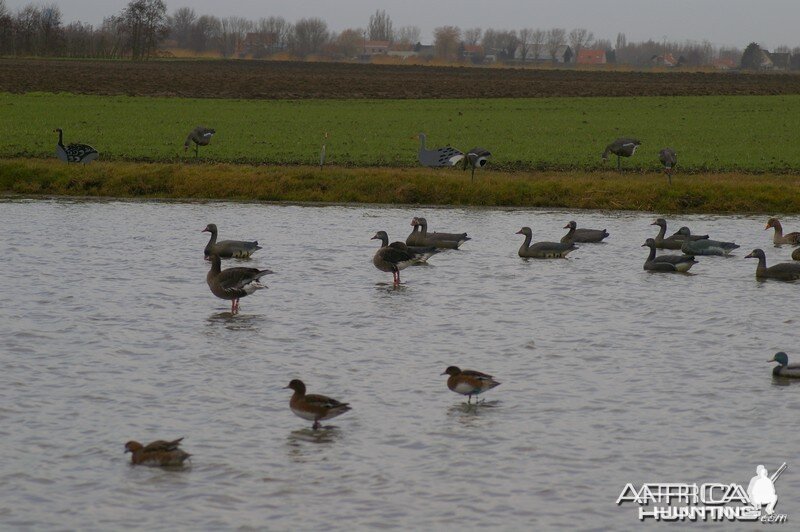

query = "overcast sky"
[{"left": 5, "top": 0, "right": 798, "bottom": 50}]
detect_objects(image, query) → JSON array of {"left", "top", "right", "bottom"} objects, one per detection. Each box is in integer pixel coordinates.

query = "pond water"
[{"left": 1, "top": 199, "right": 799, "bottom": 530}]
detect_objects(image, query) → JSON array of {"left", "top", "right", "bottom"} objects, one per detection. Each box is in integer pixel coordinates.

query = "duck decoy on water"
[
  {"left": 516, "top": 227, "right": 577, "bottom": 258},
  {"left": 745, "top": 249, "right": 800, "bottom": 281},
  {"left": 54, "top": 128, "right": 98, "bottom": 163},
  {"left": 793, "top": 247, "right": 800, "bottom": 261},
  {"left": 658, "top": 148, "right": 677, "bottom": 184},
  {"left": 765, "top": 218, "right": 800, "bottom": 245},
  {"left": 561, "top": 221, "right": 609, "bottom": 243},
  {"left": 769, "top": 352, "right": 800, "bottom": 378},
  {"left": 463, "top": 147, "right": 491, "bottom": 181},
  {"left": 206, "top": 255, "right": 273, "bottom": 313},
  {"left": 124, "top": 438, "right": 190, "bottom": 466},
  {"left": 601, "top": 137, "right": 641, "bottom": 170},
  {"left": 441, "top": 366, "right": 500, "bottom": 404},
  {"left": 417, "top": 133, "right": 464, "bottom": 167},
  {"left": 372, "top": 231, "right": 434, "bottom": 285},
  {"left": 285, "top": 379, "right": 351, "bottom": 430},
  {"left": 642, "top": 238, "right": 697, "bottom": 272},
  {"left": 184, "top": 126, "right": 215, "bottom": 157},
  {"left": 651, "top": 218, "right": 708, "bottom": 250},
  {"left": 677, "top": 228, "right": 739, "bottom": 256},
  {"left": 202, "top": 223, "right": 261, "bottom": 260},
  {"left": 406, "top": 217, "right": 470, "bottom": 249}
]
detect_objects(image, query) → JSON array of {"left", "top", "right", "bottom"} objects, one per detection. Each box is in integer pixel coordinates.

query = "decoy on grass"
[
  {"left": 602, "top": 137, "right": 641, "bottom": 170},
  {"left": 202, "top": 223, "right": 261, "bottom": 260},
  {"left": 54, "top": 128, "right": 98, "bottom": 163},
  {"left": 285, "top": 379, "right": 351, "bottom": 430},
  {"left": 372, "top": 231, "right": 435, "bottom": 285},
  {"left": 206, "top": 255, "right": 273, "bottom": 313},
  {"left": 417, "top": 133, "right": 464, "bottom": 167},
  {"left": 463, "top": 147, "right": 491, "bottom": 181},
  {"left": 441, "top": 366, "right": 500, "bottom": 404},
  {"left": 744, "top": 249, "right": 800, "bottom": 281},
  {"left": 516, "top": 227, "right": 577, "bottom": 258},
  {"left": 765, "top": 218, "right": 800, "bottom": 246},
  {"left": 560, "top": 221, "right": 609, "bottom": 243},
  {"left": 793, "top": 247, "right": 800, "bottom": 261},
  {"left": 651, "top": 218, "right": 708, "bottom": 250},
  {"left": 659, "top": 148, "right": 677, "bottom": 184},
  {"left": 124, "top": 438, "right": 190, "bottom": 467},
  {"left": 642, "top": 238, "right": 698, "bottom": 272},
  {"left": 769, "top": 352, "right": 800, "bottom": 378},
  {"left": 406, "top": 217, "right": 470, "bottom": 249},
  {"left": 184, "top": 126, "right": 215, "bottom": 157},
  {"left": 677, "top": 228, "right": 739, "bottom": 256}
]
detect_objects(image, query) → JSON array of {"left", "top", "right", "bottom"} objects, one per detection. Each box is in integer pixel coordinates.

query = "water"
[{"left": 1, "top": 198, "right": 799, "bottom": 530}]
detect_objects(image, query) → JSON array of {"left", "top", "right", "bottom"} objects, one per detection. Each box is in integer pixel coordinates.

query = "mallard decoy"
[
  {"left": 54, "top": 128, "right": 98, "bottom": 163},
  {"left": 516, "top": 227, "right": 577, "bottom": 258},
  {"left": 651, "top": 218, "right": 708, "bottom": 250},
  {"left": 744, "top": 249, "right": 800, "bottom": 281},
  {"left": 124, "top": 438, "right": 190, "bottom": 466},
  {"left": 206, "top": 255, "right": 273, "bottom": 313},
  {"left": 417, "top": 133, "right": 464, "bottom": 167},
  {"left": 463, "top": 147, "right": 491, "bottom": 181},
  {"left": 561, "top": 221, "right": 609, "bottom": 243},
  {"left": 285, "top": 379, "right": 351, "bottom": 430},
  {"left": 406, "top": 217, "right": 469, "bottom": 249},
  {"left": 184, "top": 126, "right": 215, "bottom": 157},
  {"left": 659, "top": 148, "right": 677, "bottom": 184},
  {"left": 765, "top": 218, "right": 800, "bottom": 245},
  {"left": 769, "top": 352, "right": 800, "bottom": 378},
  {"left": 677, "top": 228, "right": 739, "bottom": 256},
  {"left": 371, "top": 231, "right": 432, "bottom": 285},
  {"left": 441, "top": 366, "right": 500, "bottom": 404},
  {"left": 202, "top": 223, "right": 261, "bottom": 259},
  {"left": 602, "top": 137, "right": 641, "bottom": 170},
  {"left": 642, "top": 238, "right": 697, "bottom": 272}
]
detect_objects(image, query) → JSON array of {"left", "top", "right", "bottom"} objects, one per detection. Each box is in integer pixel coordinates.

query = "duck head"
[
  {"left": 769, "top": 352, "right": 789, "bottom": 366},
  {"left": 284, "top": 379, "right": 306, "bottom": 394},
  {"left": 563, "top": 221, "right": 577, "bottom": 230},
  {"left": 675, "top": 226, "right": 691, "bottom": 236},
  {"left": 124, "top": 441, "right": 143, "bottom": 454},
  {"left": 744, "top": 249, "right": 765, "bottom": 260},
  {"left": 641, "top": 238, "right": 656, "bottom": 248},
  {"left": 441, "top": 366, "right": 462, "bottom": 376}
]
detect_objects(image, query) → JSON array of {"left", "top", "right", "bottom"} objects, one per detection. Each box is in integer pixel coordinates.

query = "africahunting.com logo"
[{"left": 617, "top": 463, "right": 787, "bottom": 523}]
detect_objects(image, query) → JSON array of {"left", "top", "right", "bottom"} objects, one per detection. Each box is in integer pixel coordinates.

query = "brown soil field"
[{"left": 2, "top": 58, "right": 800, "bottom": 99}]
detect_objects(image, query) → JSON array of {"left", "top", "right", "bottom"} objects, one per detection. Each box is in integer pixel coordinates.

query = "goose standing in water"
[
  {"left": 417, "top": 133, "right": 464, "bottom": 167},
  {"left": 677, "top": 228, "right": 739, "bottom": 256},
  {"left": 441, "top": 366, "right": 500, "bottom": 404},
  {"left": 406, "top": 217, "right": 470, "bottom": 249},
  {"left": 765, "top": 218, "right": 800, "bottom": 245},
  {"left": 372, "top": 231, "right": 438, "bottom": 263},
  {"left": 202, "top": 223, "right": 261, "bottom": 259},
  {"left": 642, "top": 238, "right": 697, "bottom": 272},
  {"left": 184, "top": 126, "right": 215, "bottom": 157},
  {"left": 372, "top": 231, "right": 433, "bottom": 285},
  {"left": 516, "top": 227, "right": 577, "bottom": 258},
  {"left": 124, "top": 438, "right": 190, "bottom": 467},
  {"left": 651, "top": 218, "right": 708, "bottom": 250},
  {"left": 659, "top": 148, "right": 677, "bottom": 184},
  {"left": 769, "top": 352, "right": 800, "bottom": 378},
  {"left": 602, "top": 137, "right": 641, "bottom": 170},
  {"left": 206, "top": 255, "right": 273, "bottom": 313},
  {"left": 561, "top": 221, "right": 609, "bottom": 243},
  {"left": 463, "top": 147, "right": 491, "bottom": 181},
  {"left": 285, "top": 379, "right": 351, "bottom": 430},
  {"left": 54, "top": 128, "right": 98, "bottom": 163},
  {"left": 744, "top": 249, "right": 800, "bottom": 281}
]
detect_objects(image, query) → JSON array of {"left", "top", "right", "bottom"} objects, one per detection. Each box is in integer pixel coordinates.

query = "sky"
[{"left": 4, "top": 0, "right": 798, "bottom": 50}]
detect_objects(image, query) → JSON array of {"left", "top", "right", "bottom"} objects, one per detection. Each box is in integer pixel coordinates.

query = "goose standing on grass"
[
  {"left": 124, "top": 438, "right": 190, "bottom": 467},
  {"left": 651, "top": 218, "right": 708, "bottom": 250},
  {"left": 463, "top": 147, "right": 491, "bottom": 181},
  {"left": 659, "top": 148, "right": 677, "bottom": 184},
  {"left": 769, "top": 352, "right": 800, "bottom": 378},
  {"left": 417, "top": 133, "right": 464, "bottom": 167},
  {"left": 561, "top": 221, "right": 609, "bottom": 243},
  {"left": 372, "top": 231, "right": 432, "bottom": 285},
  {"left": 285, "top": 379, "right": 351, "bottom": 430},
  {"left": 54, "top": 128, "right": 98, "bottom": 163},
  {"left": 765, "top": 218, "right": 800, "bottom": 245},
  {"left": 601, "top": 137, "right": 641, "bottom": 170},
  {"left": 642, "top": 238, "right": 698, "bottom": 272},
  {"left": 744, "top": 249, "right": 800, "bottom": 281},
  {"left": 677, "top": 228, "right": 739, "bottom": 256},
  {"left": 516, "top": 227, "right": 577, "bottom": 258},
  {"left": 441, "top": 366, "right": 500, "bottom": 404},
  {"left": 206, "top": 255, "right": 273, "bottom": 313},
  {"left": 202, "top": 223, "right": 261, "bottom": 260},
  {"left": 406, "top": 217, "right": 470, "bottom": 249},
  {"left": 184, "top": 126, "right": 215, "bottom": 157}
]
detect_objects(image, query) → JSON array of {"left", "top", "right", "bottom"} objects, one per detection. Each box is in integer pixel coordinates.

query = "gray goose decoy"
[
  {"left": 560, "top": 221, "right": 609, "bottom": 243},
  {"left": 516, "top": 227, "right": 577, "bottom": 258},
  {"left": 651, "top": 218, "right": 708, "bottom": 250},
  {"left": 54, "top": 128, "right": 98, "bottom": 163},
  {"left": 677, "top": 228, "right": 739, "bottom": 256},
  {"left": 744, "top": 249, "right": 800, "bottom": 281},
  {"left": 184, "top": 126, "right": 215, "bottom": 157},
  {"left": 372, "top": 232, "right": 430, "bottom": 285},
  {"left": 372, "top": 231, "right": 438, "bottom": 264},
  {"left": 642, "top": 238, "right": 697, "bottom": 272},
  {"left": 769, "top": 352, "right": 800, "bottom": 378},
  {"left": 417, "top": 133, "right": 464, "bottom": 167},
  {"left": 793, "top": 247, "right": 800, "bottom": 261},
  {"left": 658, "top": 148, "right": 677, "bottom": 184},
  {"left": 601, "top": 137, "right": 641, "bottom": 170},
  {"left": 462, "top": 147, "right": 491, "bottom": 181},
  {"left": 206, "top": 255, "right": 273, "bottom": 313},
  {"left": 406, "top": 217, "right": 470, "bottom": 249},
  {"left": 765, "top": 218, "right": 800, "bottom": 245},
  {"left": 202, "top": 223, "right": 261, "bottom": 259}
]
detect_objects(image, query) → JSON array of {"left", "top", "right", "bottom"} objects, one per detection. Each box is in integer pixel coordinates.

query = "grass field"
[{"left": 2, "top": 92, "right": 800, "bottom": 172}]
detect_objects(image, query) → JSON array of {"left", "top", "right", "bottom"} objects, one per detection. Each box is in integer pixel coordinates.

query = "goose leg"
[{"left": 313, "top": 420, "right": 320, "bottom": 430}]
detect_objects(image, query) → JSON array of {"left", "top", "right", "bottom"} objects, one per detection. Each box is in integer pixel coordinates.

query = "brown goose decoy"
[
  {"left": 184, "top": 126, "right": 215, "bottom": 157},
  {"left": 124, "top": 438, "right": 190, "bottom": 466},
  {"left": 405, "top": 217, "right": 470, "bottom": 249},
  {"left": 745, "top": 249, "right": 800, "bottom": 281},
  {"left": 417, "top": 133, "right": 464, "bottom": 167},
  {"left": 560, "top": 221, "right": 609, "bottom": 243},
  {"left": 372, "top": 231, "right": 431, "bottom": 285},
  {"left": 516, "top": 227, "right": 577, "bottom": 258},
  {"left": 202, "top": 223, "right": 261, "bottom": 260},
  {"left": 765, "top": 218, "right": 800, "bottom": 245},
  {"left": 285, "top": 379, "right": 351, "bottom": 430},
  {"left": 642, "top": 238, "right": 697, "bottom": 272},
  {"left": 206, "top": 255, "right": 273, "bottom": 313},
  {"left": 651, "top": 218, "right": 708, "bottom": 250},
  {"left": 463, "top": 147, "right": 491, "bottom": 181},
  {"left": 441, "top": 366, "right": 500, "bottom": 404},
  {"left": 602, "top": 137, "right": 641, "bottom": 170},
  {"left": 54, "top": 128, "right": 98, "bottom": 163},
  {"left": 677, "top": 227, "right": 739, "bottom": 256},
  {"left": 658, "top": 148, "right": 677, "bottom": 184}
]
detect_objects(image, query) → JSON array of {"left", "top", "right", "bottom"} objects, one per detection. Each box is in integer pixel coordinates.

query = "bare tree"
[
  {"left": 546, "top": 27, "right": 566, "bottom": 62},
  {"left": 257, "top": 16, "right": 291, "bottom": 53},
  {"left": 518, "top": 28, "right": 533, "bottom": 61},
  {"left": 216, "top": 16, "right": 252, "bottom": 57},
  {"left": 291, "top": 17, "right": 329, "bottom": 57},
  {"left": 529, "top": 29, "right": 545, "bottom": 62},
  {"left": 189, "top": 14, "right": 219, "bottom": 52},
  {"left": 495, "top": 30, "right": 519, "bottom": 60},
  {"left": 433, "top": 25, "right": 460, "bottom": 61},
  {"left": 367, "top": 9, "right": 392, "bottom": 42},
  {"left": 120, "top": 0, "right": 168, "bottom": 59},
  {"left": 463, "top": 27, "right": 482, "bottom": 46},
  {"left": 568, "top": 27, "right": 594, "bottom": 60},
  {"left": 394, "top": 25, "right": 419, "bottom": 45},
  {"left": 169, "top": 7, "right": 196, "bottom": 48},
  {"left": 335, "top": 28, "right": 364, "bottom": 58}
]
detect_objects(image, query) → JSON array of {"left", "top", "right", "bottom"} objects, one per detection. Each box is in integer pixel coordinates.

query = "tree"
[
  {"left": 291, "top": 17, "right": 328, "bottom": 57},
  {"left": 740, "top": 42, "right": 764, "bottom": 70},
  {"left": 120, "top": 0, "right": 168, "bottom": 59},
  {"left": 189, "top": 15, "right": 219, "bottom": 52},
  {"left": 463, "top": 27, "right": 482, "bottom": 46},
  {"left": 335, "top": 28, "right": 364, "bottom": 58},
  {"left": 367, "top": 9, "right": 392, "bottom": 42},
  {"left": 169, "top": 7, "right": 196, "bottom": 48},
  {"left": 496, "top": 30, "right": 519, "bottom": 60},
  {"left": 257, "top": 16, "right": 291, "bottom": 53},
  {"left": 546, "top": 27, "right": 566, "bottom": 62},
  {"left": 568, "top": 28, "right": 594, "bottom": 60},
  {"left": 0, "top": 0, "right": 9, "bottom": 54},
  {"left": 215, "top": 16, "right": 251, "bottom": 57},
  {"left": 433, "top": 25, "right": 460, "bottom": 61},
  {"left": 394, "top": 25, "right": 419, "bottom": 45}
]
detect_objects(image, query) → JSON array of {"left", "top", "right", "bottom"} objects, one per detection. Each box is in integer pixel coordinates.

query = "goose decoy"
[
  {"left": 793, "top": 247, "right": 800, "bottom": 261},
  {"left": 417, "top": 133, "right": 464, "bottom": 167},
  {"left": 54, "top": 128, "right": 98, "bottom": 163},
  {"left": 658, "top": 148, "right": 677, "bottom": 184},
  {"left": 372, "top": 231, "right": 438, "bottom": 262},
  {"left": 462, "top": 147, "right": 491, "bottom": 181},
  {"left": 371, "top": 231, "right": 432, "bottom": 285},
  {"left": 765, "top": 218, "right": 800, "bottom": 245},
  {"left": 124, "top": 438, "right": 190, "bottom": 466},
  {"left": 441, "top": 366, "right": 500, "bottom": 404},
  {"left": 677, "top": 228, "right": 739, "bottom": 256},
  {"left": 560, "top": 221, "right": 609, "bottom": 243},
  {"left": 516, "top": 227, "right": 577, "bottom": 258},
  {"left": 285, "top": 379, "right": 351, "bottom": 430},
  {"left": 744, "top": 249, "right": 800, "bottom": 281},
  {"left": 769, "top": 352, "right": 800, "bottom": 378},
  {"left": 642, "top": 238, "right": 697, "bottom": 272},
  {"left": 406, "top": 217, "right": 469, "bottom": 249},
  {"left": 651, "top": 218, "right": 708, "bottom": 250},
  {"left": 206, "top": 255, "right": 273, "bottom": 313},
  {"left": 202, "top": 223, "right": 261, "bottom": 260},
  {"left": 184, "top": 126, "right": 215, "bottom": 157},
  {"left": 601, "top": 137, "right": 641, "bottom": 170}
]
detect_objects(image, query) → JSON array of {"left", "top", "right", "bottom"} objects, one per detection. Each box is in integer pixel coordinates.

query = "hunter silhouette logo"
[{"left": 747, "top": 463, "right": 786, "bottom": 516}]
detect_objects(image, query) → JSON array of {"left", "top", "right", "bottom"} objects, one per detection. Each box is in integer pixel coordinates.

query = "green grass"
[{"left": 2, "top": 92, "right": 800, "bottom": 172}]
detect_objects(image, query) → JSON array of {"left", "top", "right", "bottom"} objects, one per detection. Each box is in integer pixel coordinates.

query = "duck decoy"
[
  {"left": 441, "top": 366, "right": 500, "bottom": 404},
  {"left": 642, "top": 238, "right": 697, "bottom": 272},
  {"left": 765, "top": 218, "right": 800, "bottom": 245},
  {"left": 406, "top": 217, "right": 469, "bottom": 249},
  {"left": 677, "top": 228, "right": 739, "bottom": 256},
  {"left": 206, "top": 255, "right": 273, "bottom": 313},
  {"left": 560, "top": 221, "right": 609, "bottom": 243},
  {"left": 601, "top": 137, "right": 641, "bottom": 170},
  {"left": 658, "top": 148, "right": 677, "bottom": 184},
  {"left": 124, "top": 438, "right": 190, "bottom": 466},
  {"left": 54, "top": 128, "right": 98, "bottom": 163},
  {"left": 516, "top": 227, "right": 577, "bottom": 258},
  {"left": 285, "top": 379, "right": 351, "bottom": 430},
  {"left": 462, "top": 147, "right": 491, "bottom": 181},
  {"left": 744, "top": 249, "right": 800, "bottom": 281},
  {"left": 651, "top": 218, "right": 708, "bottom": 250},
  {"left": 202, "top": 223, "right": 261, "bottom": 260},
  {"left": 417, "top": 133, "right": 464, "bottom": 167},
  {"left": 769, "top": 352, "right": 800, "bottom": 378},
  {"left": 184, "top": 126, "right": 215, "bottom": 157},
  {"left": 793, "top": 247, "right": 800, "bottom": 261},
  {"left": 371, "top": 231, "right": 433, "bottom": 285}
]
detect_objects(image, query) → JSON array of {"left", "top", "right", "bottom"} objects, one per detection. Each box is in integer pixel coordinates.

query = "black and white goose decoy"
[
  {"left": 371, "top": 231, "right": 431, "bottom": 285},
  {"left": 516, "top": 227, "right": 577, "bottom": 258},
  {"left": 677, "top": 228, "right": 739, "bottom": 256},
  {"left": 206, "top": 255, "right": 273, "bottom": 313},
  {"left": 54, "top": 128, "right": 98, "bottom": 163},
  {"left": 659, "top": 148, "right": 677, "bottom": 184},
  {"left": 651, "top": 218, "right": 708, "bottom": 250},
  {"left": 765, "top": 218, "right": 800, "bottom": 246},
  {"left": 184, "top": 126, "right": 215, "bottom": 157},
  {"left": 463, "top": 147, "right": 491, "bottom": 181},
  {"left": 642, "top": 238, "right": 697, "bottom": 272},
  {"left": 601, "top": 137, "right": 641, "bottom": 170},
  {"left": 744, "top": 249, "right": 800, "bottom": 281},
  {"left": 202, "top": 223, "right": 261, "bottom": 260},
  {"left": 406, "top": 217, "right": 470, "bottom": 249},
  {"left": 560, "top": 221, "right": 609, "bottom": 243},
  {"left": 417, "top": 133, "right": 464, "bottom": 167}
]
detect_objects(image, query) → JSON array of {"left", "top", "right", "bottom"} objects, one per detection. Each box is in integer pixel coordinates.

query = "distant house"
[
  {"left": 711, "top": 57, "right": 737, "bottom": 70},
  {"left": 363, "top": 40, "right": 389, "bottom": 56},
  {"left": 757, "top": 50, "right": 774, "bottom": 69},
  {"left": 576, "top": 49, "right": 607, "bottom": 65},
  {"left": 651, "top": 53, "right": 677, "bottom": 67},
  {"left": 413, "top": 43, "right": 435, "bottom": 59},
  {"left": 461, "top": 44, "right": 484, "bottom": 62},
  {"left": 768, "top": 52, "right": 791, "bottom": 70},
  {"left": 387, "top": 42, "right": 417, "bottom": 60}
]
